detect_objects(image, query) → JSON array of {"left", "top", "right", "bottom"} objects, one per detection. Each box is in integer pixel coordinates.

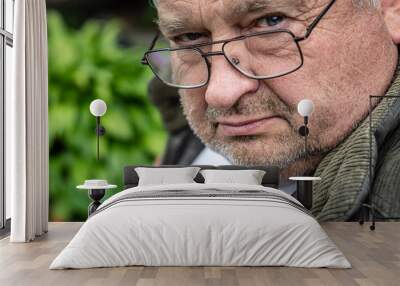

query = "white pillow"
[
  {"left": 200, "top": 169, "right": 266, "bottom": 185},
  {"left": 135, "top": 167, "right": 200, "bottom": 186}
]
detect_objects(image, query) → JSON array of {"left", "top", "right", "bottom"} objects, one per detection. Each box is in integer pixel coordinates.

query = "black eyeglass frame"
[{"left": 141, "top": 0, "right": 337, "bottom": 89}]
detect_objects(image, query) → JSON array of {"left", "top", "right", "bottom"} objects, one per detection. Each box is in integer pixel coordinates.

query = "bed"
[{"left": 50, "top": 165, "right": 350, "bottom": 269}]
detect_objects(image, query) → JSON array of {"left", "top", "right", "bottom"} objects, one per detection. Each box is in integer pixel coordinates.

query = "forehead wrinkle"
[
  {"left": 157, "top": 0, "right": 307, "bottom": 35},
  {"left": 227, "top": 0, "right": 302, "bottom": 19}
]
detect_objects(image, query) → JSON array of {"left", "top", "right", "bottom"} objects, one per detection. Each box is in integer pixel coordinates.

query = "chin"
[{"left": 207, "top": 133, "right": 304, "bottom": 168}]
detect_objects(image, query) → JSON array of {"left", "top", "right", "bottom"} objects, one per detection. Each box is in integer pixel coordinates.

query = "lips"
[{"left": 217, "top": 116, "right": 282, "bottom": 137}]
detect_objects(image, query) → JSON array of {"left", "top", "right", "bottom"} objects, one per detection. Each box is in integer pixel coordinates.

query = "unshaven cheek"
[
  {"left": 179, "top": 89, "right": 207, "bottom": 119},
  {"left": 179, "top": 88, "right": 216, "bottom": 142},
  {"left": 260, "top": 66, "right": 342, "bottom": 149}
]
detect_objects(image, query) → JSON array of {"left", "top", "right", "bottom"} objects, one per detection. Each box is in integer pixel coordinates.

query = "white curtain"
[{"left": 8, "top": 0, "right": 49, "bottom": 242}]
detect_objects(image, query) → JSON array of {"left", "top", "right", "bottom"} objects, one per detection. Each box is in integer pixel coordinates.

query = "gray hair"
[{"left": 152, "top": 0, "right": 380, "bottom": 8}]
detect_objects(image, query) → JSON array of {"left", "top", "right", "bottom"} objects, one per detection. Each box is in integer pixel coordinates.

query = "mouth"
[{"left": 216, "top": 116, "right": 283, "bottom": 137}]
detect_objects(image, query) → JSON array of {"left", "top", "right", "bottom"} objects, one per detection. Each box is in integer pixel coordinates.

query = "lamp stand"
[
  {"left": 359, "top": 95, "right": 400, "bottom": 230},
  {"left": 95, "top": 116, "right": 106, "bottom": 161},
  {"left": 298, "top": 116, "right": 310, "bottom": 163}
]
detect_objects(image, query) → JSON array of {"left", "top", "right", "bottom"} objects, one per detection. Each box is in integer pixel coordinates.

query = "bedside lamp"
[
  {"left": 297, "top": 99, "right": 314, "bottom": 163},
  {"left": 76, "top": 100, "right": 116, "bottom": 217},
  {"left": 90, "top": 99, "right": 107, "bottom": 160},
  {"left": 289, "top": 99, "right": 319, "bottom": 210}
]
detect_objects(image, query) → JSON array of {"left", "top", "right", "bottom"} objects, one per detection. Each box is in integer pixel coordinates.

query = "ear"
[{"left": 381, "top": 0, "right": 400, "bottom": 44}]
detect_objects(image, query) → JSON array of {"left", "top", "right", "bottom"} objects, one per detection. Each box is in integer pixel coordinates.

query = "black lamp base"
[
  {"left": 88, "top": 189, "right": 105, "bottom": 216},
  {"left": 295, "top": 181, "right": 313, "bottom": 210}
]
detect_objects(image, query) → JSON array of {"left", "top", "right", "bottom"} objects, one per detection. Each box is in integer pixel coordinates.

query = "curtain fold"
[{"left": 9, "top": 0, "right": 49, "bottom": 242}]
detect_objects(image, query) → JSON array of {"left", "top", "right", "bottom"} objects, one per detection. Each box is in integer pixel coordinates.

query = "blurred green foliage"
[{"left": 48, "top": 11, "right": 166, "bottom": 221}]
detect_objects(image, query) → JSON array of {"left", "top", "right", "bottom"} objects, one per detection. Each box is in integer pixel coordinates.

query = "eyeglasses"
[{"left": 141, "top": 0, "right": 336, "bottom": 89}]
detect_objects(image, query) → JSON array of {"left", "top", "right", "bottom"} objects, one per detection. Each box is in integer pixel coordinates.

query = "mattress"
[{"left": 50, "top": 183, "right": 351, "bottom": 269}]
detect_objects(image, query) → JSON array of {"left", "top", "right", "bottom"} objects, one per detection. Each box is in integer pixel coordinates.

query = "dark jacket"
[{"left": 147, "top": 77, "right": 204, "bottom": 164}]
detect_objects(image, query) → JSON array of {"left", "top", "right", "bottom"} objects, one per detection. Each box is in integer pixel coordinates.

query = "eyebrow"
[
  {"left": 233, "top": 0, "right": 274, "bottom": 16},
  {"left": 157, "top": 0, "right": 298, "bottom": 36},
  {"left": 157, "top": 15, "right": 193, "bottom": 37}
]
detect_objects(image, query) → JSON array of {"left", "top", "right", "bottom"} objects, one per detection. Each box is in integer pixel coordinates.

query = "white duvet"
[{"left": 50, "top": 183, "right": 351, "bottom": 269}]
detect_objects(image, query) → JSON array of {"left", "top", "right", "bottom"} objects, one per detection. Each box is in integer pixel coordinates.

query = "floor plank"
[{"left": 0, "top": 222, "right": 399, "bottom": 286}]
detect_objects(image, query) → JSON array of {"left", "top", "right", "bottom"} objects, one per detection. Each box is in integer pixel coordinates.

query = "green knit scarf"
[{"left": 312, "top": 60, "right": 400, "bottom": 221}]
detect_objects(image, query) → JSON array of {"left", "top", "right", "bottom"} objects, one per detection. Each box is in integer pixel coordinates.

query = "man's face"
[{"left": 156, "top": 0, "right": 398, "bottom": 170}]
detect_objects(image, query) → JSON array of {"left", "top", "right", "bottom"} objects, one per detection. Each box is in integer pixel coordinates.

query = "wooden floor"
[{"left": 0, "top": 222, "right": 399, "bottom": 286}]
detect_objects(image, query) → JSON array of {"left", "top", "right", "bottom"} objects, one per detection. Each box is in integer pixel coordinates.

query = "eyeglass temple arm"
[
  {"left": 298, "top": 0, "right": 336, "bottom": 40},
  {"left": 141, "top": 31, "right": 161, "bottom": 64}
]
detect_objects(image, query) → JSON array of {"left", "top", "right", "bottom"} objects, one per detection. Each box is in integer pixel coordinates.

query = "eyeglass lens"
[{"left": 146, "top": 31, "right": 302, "bottom": 88}]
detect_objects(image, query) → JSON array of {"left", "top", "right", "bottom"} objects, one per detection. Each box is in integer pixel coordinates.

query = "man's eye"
[
  {"left": 255, "top": 15, "right": 285, "bottom": 28},
  {"left": 174, "top": 32, "right": 207, "bottom": 44}
]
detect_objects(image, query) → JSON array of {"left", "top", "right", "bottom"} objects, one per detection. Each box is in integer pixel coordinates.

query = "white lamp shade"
[
  {"left": 297, "top": 99, "right": 314, "bottom": 117},
  {"left": 90, "top": 99, "right": 107, "bottom": 117}
]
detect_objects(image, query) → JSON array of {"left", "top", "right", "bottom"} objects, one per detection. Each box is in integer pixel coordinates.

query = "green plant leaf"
[{"left": 48, "top": 11, "right": 167, "bottom": 221}]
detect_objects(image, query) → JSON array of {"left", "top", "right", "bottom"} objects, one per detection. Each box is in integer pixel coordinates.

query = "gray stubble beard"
[
  {"left": 180, "top": 89, "right": 327, "bottom": 169},
  {"left": 205, "top": 127, "right": 306, "bottom": 169}
]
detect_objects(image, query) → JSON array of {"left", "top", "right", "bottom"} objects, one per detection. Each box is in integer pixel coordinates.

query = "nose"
[{"left": 204, "top": 52, "right": 259, "bottom": 110}]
